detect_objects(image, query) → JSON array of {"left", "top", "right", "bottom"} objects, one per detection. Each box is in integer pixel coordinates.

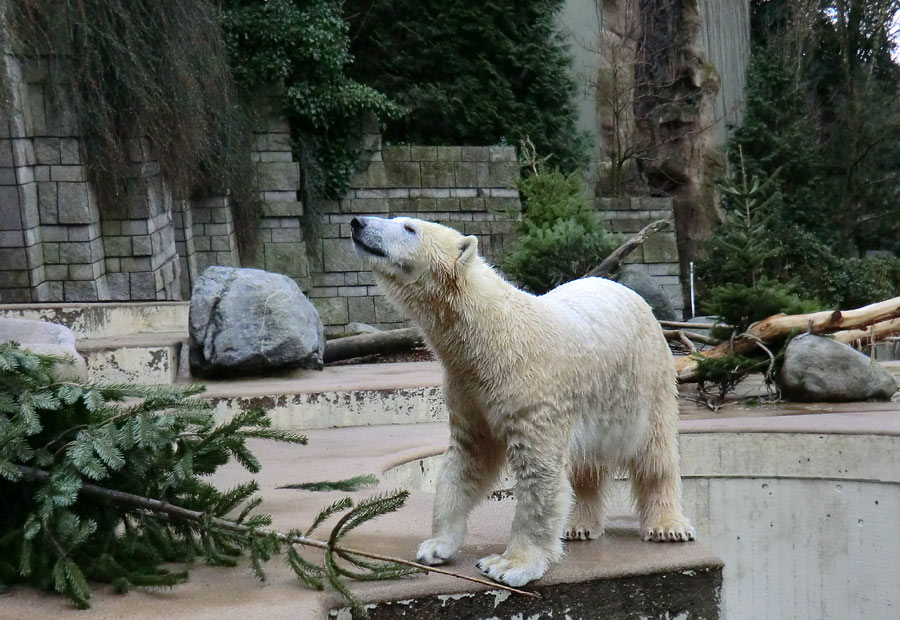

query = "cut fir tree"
[{"left": 0, "top": 342, "right": 419, "bottom": 615}]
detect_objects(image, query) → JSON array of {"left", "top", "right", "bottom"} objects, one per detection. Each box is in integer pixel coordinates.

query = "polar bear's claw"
[
  {"left": 642, "top": 521, "right": 696, "bottom": 543},
  {"left": 563, "top": 526, "right": 603, "bottom": 541},
  {"left": 416, "top": 537, "right": 459, "bottom": 565},
  {"left": 476, "top": 553, "right": 548, "bottom": 587}
]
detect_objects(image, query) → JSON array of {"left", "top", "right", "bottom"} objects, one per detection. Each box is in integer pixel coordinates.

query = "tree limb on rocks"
[{"left": 675, "top": 295, "right": 900, "bottom": 383}]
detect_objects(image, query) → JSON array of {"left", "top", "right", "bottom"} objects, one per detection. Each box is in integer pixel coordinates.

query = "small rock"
[
  {"left": 778, "top": 335, "right": 898, "bottom": 402},
  {"left": 616, "top": 265, "right": 677, "bottom": 321},
  {"left": 189, "top": 266, "right": 324, "bottom": 377},
  {"left": 0, "top": 318, "right": 88, "bottom": 380}
]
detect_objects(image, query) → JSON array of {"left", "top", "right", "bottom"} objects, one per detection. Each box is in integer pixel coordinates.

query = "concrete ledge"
[{"left": 0, "top": 301, "right": 189, "bottom": 339}]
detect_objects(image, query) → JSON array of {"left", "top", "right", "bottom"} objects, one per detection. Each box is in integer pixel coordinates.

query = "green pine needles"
[{"left": 0, "top": 343, "right": 416, "bottom": 614}]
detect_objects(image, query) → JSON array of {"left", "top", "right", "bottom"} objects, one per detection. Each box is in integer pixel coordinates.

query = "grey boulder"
[
  {"left": 778, "top": 335, "right": 898, "bottom": 402},
  {"left": 189, "top": 266, "right": 325, "bottom": 377},
  {"left": 616, "top": 265, "right": 677, "bottom": 321},
  {"left": 0, "top": 318, "right": 88, "bottom": 380}
]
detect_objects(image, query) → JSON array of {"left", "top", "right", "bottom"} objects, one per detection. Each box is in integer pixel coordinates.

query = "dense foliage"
[
  {"left": 344, "top": 0, "right": 589, "bottom": 172},
  {"left": 700, "top": 1, "right": 900, "bottom": 313},
  {"left": 503, "top": 147, "right": 622, "bottom": 294},
  {"left": 0, "top": 344, "right": 413, "bottom": 613},
  {"left": 224, "top": 0, "right": 402, "bottom": 198}
]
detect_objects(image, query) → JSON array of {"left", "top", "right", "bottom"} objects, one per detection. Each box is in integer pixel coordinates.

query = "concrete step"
[
  {"left": 77, "top": 332, "right": 186, "bottom": 385},
  {"left": 200, "top": 361, "right": 446, "bottom": 429}
]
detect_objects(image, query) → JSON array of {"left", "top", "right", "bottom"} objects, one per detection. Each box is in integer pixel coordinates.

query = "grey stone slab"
[
  {"left": 106, "top": 273, "right": 130, "bottom": 300},
  {"left": 33, "top": 138, "right": 60, "bottom": 164},
  {"left": 409, "top": 146, "right": 438, "bottom": 161},
  {"left": 347, "top": 295, "right": 376, "bottom": 323},
  {"left": 103, "top": 236, "right": 132, "bottom": 257},
  {"left": 63, "top": 281, "right": 99, "bottom": 302},
  {"left": 59, "top": 241, "right": 92, "bottom": 263},
  {"left": 0, "top": 270, "right": 30, "bottom": 287},
  {"left": 310, "top": 296, "right": 348, "bottom": 325},
  {"left": 382, "top": 146, "right": 410, "bottom": 161},
  {"left": 435, "top": 146, "right": 462, "bottom": 162},
  {"left": 420, "top": 161, "right": 456, "bottom": 188},
  {"left": 257, "top": 161, "right": 300, "bottom": 191},
  {"left": 68, "top": 263, "right": 94, "bottom": 281},
  {"left": 57, "top": 182, "right": 94, "bottom": 224},
  {"left": 322, "top": 238, "right": 364, "bottom": 272},
  {"left": 44, "top": 264, "right": 67, "bottom": 280},
  {"left": 121, "top": 219, "right": 149, "bottom": 235},
  {"left": 130, "top": 272, "right": 156, "bottom": 299},
  {"left": 0, "top": 187, "right": 21, "bottom": 229},
  {"left": 0, "top": 248, "right": 28, "bottom": 270},
  {"left": 374, "top": 295, "right": 404, "bottom": 323},
  {"left": 0, "top": 230, "right": 23, "bottom": 247},
  {"left": 59, "top": 139, "right": 82, "bottom": 164},
  {"left": 132, "top": 235, "right": 152, "bottom": 256}
]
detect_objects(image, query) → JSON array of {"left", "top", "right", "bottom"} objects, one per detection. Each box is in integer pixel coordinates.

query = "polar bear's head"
[{"left": 350, "top": 216, "right": 479, "bottom": 291}]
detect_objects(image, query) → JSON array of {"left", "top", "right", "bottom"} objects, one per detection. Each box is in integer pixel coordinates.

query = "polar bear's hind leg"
[
  {"left": 629, "top": 402, "right": 696, "bottom": 543},
  {"left": 564, "top": 463, "right": 607, "bottom": 541}
]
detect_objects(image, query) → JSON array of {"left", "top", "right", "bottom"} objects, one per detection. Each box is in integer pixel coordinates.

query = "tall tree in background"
[{"left": 342, "top": 0, "right": 589, "bottom": 172}]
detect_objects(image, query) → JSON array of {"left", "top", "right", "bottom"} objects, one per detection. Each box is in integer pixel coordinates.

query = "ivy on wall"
[{"left": 224, "top": 0, "right": 403, "bottom": 198}]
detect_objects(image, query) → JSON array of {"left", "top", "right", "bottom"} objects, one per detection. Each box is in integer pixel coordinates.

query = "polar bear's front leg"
[
  {"left": 477, "top": 443, "right": 572, "bottom": 587},
  {"left": 417, "top": 433, "right": 503, "bottom": 566}
]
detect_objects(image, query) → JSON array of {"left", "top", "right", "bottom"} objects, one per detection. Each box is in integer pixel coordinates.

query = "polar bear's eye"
[{"left": 404, "top": 224, "right": 417, "bottom": 235}]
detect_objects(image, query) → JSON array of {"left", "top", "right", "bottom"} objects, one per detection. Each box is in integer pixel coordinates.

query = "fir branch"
[{"left": 16, "top": 466, "right": 541, "bottom": 601}]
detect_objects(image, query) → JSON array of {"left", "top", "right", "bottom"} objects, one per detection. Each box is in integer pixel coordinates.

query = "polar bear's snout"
[{"left": 350, "top": 216, "right": 388, "bottom": 258}]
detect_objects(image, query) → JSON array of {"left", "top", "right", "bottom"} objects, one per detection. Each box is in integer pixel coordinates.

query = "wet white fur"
[{"left": 351, "top": 216, "right": 695, "bottom": 588}]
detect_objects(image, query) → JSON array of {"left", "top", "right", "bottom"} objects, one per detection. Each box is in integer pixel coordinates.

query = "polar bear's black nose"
[{"left": 350, "top": 217, "right": 365, "bottom": 232}]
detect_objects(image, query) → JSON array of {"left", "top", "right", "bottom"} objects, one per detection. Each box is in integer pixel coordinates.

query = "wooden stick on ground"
[
  {"left": 16, "top": 465, "right": 540, "bottom": 600},
  {"left": 582, "top": 219, "right": 670, "bottom": 279},
  {"left": 324, "top": 327, "right": 424, "bottom": 364},
  {"left": 675, "top": 296, "right": 900, "bottom": 383}
]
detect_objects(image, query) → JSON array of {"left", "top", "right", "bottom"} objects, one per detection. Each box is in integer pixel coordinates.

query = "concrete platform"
[
  {"left": 0, "top": 301, "right": 189, "bottom": 339},
  {"left": 1, "top": 425, "right": 723, "bottom": 620}
]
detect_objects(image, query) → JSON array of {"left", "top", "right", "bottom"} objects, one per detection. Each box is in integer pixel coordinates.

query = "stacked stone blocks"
[
  {"left": 307, "top": 145, "right": 522, "bottom": 333},
  {"left": 596, "top": 196, "right": 683, "bottom": 316}
]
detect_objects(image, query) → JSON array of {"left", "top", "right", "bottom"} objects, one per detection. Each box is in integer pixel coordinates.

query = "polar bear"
[{"left": 350, "top": 215, "right": 695, "bottom": 588}]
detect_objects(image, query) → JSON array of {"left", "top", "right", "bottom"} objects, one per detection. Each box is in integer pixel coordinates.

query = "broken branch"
[{"left": 582, "top": 219, "right": 670, "bottom": 279}]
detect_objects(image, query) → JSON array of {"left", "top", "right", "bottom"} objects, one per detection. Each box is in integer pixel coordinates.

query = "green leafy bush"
[
  {"left": 825, "top": 255, "right": 900, "bottom": 310},
  {"left": 224, "top": 0, "right": 403, "bottom": 198},
  {"left": 343, "top": 0, "right": 589, "bottom": 172},
  {"left": 503, "top": 157, "right": 622, "bottom": 294}
]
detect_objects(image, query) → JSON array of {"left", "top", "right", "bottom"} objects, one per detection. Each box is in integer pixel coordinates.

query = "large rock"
[
  {"left": 189, "top": 266, "right": 325, "bottom": 377},
  {"left": 778, "top": 335, "right": 898, "bottom": 402},
  {"left": 616, "top": 265, "right": 677, "bottom": 321},
  {"left": 0, "top": 318, "right": 88, "bottom": 380}
]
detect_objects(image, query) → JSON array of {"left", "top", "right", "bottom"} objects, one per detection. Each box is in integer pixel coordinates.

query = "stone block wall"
[
  {"left": 306, "top": 142, "right": 522, "bottom": 333},
  {"left": 596, "top": 196, "right": 683, "bottom": 317}
]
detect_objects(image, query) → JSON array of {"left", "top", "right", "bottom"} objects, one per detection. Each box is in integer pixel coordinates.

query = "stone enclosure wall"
[{"left": 1, "top": 46, "right": 685, "bottom": 326}]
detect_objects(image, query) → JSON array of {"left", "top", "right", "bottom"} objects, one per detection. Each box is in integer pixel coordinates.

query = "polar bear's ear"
[{"left": 457, "top": 235, "right": 478, "bottom": 266}]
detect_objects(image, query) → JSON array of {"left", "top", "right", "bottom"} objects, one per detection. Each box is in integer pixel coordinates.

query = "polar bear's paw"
[
  {"left": 416, "top": 536, "right": 460, "bottom": 565},
  {"left": 476, "top": 551, "right": 549, "bottom": 587},
  {"left": 642, "top": 515, "right": 696, "bottom": 543},
  {"left": 563, "top": 504, "right": 604, "bottom": 541}
]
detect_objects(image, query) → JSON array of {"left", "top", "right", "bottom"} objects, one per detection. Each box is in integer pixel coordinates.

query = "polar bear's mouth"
[{"left": 352, "top": 237, "right": 387, "bottom": 258}]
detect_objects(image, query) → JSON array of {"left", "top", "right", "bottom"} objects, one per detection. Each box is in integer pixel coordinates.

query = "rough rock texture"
[
  {"left": 778, "top": 335, "right": 898, "bottom": 402},
  {"left": 189, "top": 266, "right": 324, "bottom": 377},
  {"left": 616, "top": 265, "right": 676, "bottom": 320},
  {"left": 0, "top": 318, "right": 88, "bottom": 380}
]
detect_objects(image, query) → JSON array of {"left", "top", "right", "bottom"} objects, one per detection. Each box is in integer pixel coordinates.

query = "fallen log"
[
  {"left": 582, "top": 219, "right": 670, "bottom": 279},
  {"left": 662, "top": 329, "right": 720, "bottom": 347},
  {"left": 324, "top": 327, "right": 424, "bottom": 363},
  {"left": 675, "top": 295, "right": 900, "bottom": 382},
  {"left": 833, "top": 317, "right": 900, "bottom": 345}
]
